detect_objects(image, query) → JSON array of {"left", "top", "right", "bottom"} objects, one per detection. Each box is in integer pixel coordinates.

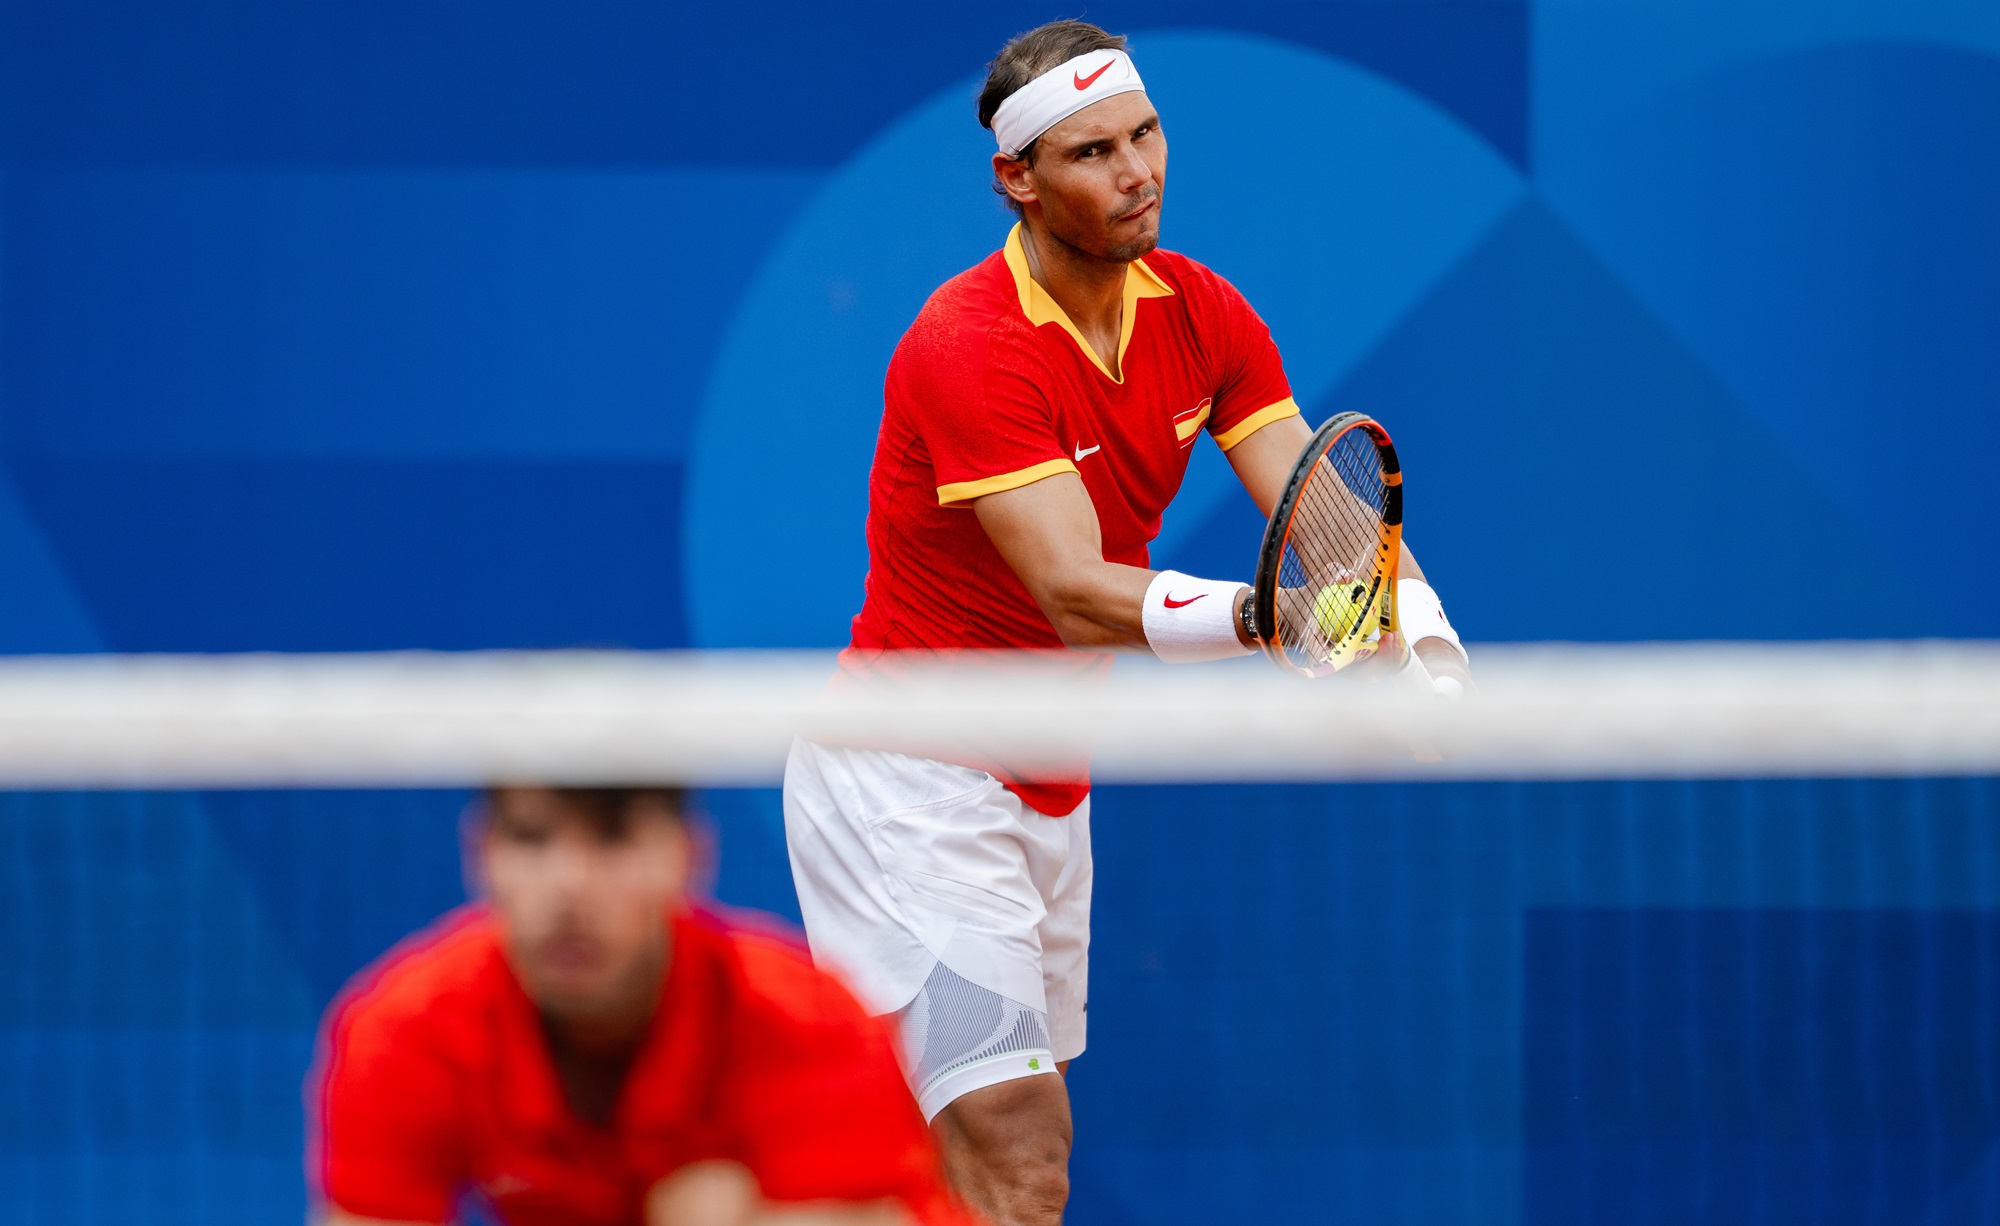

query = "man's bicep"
[{"left": 971, "top": 472, "right": 1105, "bottom": 596}]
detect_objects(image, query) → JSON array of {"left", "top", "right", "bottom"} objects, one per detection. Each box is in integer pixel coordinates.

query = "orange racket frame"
[{"left": 1248, "top": 412, "right": 1404, "bottom": 678}]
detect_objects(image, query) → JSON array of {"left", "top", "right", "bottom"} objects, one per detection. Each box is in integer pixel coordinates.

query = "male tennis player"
[
  {"left": 310, "top": 786, "right": 971, "bottom": 1226},
  {"left": 783, "top": 20, "right": 1472, "bottom": 1225}
]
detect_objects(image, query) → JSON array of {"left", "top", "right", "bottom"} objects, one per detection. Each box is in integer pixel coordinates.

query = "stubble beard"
[{"left": 1103, "top": 190, "right": 1162, "bottom": 263}]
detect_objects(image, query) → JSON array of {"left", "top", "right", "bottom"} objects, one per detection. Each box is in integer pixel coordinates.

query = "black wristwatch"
[{"left": 1238, "top": 588, "right": 1261, "bottom": 646}]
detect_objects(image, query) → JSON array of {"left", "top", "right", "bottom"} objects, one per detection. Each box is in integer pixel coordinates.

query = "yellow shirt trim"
[
  {"left": 1002, "top": 223, "right": 1174, "bottom": 385},
  {"left": 1212, "top": 396, "right": 1301, "bottom": 451},
  {"left": 937, "top": 457, "right": 1080, "bottom": 506}
]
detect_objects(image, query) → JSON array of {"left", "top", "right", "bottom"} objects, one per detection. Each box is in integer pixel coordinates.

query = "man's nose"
[
  {"left": 547, "top": 839, "right": 596, "bottom": 891},
  {"left": 1112, "top": 141, "right": 1153, "bottom": 189}
]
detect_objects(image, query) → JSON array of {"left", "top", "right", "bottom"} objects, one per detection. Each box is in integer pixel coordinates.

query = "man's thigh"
[{"left": 782, "top": 740, "right": 1087, "bottom": 1119}]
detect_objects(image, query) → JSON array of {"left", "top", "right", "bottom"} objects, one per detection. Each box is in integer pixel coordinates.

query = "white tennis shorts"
[{"left": 782, "top": 738, "right": 1091, "bottom": 1120}]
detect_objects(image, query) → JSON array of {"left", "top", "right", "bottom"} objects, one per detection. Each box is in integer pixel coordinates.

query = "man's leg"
[
  {"left": 926, "top": 792, "right": 1091, "bottom": 1226},
  {"left": 930, "top": 1071, "right": 1072, "bottom": 1226},
  {"left": 784, "top": 741, "right": 1083, "bottom": 1221}
]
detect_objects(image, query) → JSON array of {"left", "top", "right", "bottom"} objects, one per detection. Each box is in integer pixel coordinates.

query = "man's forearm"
[{"left": 1027, "top": 559, "right": 1156, "bottom": 650}]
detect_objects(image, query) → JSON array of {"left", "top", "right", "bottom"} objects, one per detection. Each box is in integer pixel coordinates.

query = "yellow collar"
[{"left": 1002, "top": 222, "right": 1174, "bottom": 384}]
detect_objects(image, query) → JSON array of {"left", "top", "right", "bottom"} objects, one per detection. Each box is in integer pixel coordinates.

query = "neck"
[
  {"left": 546, "top": 946, "right": 665, "bottom": 1058},
  {"left": 1020, "top": 217, "right": 1128, "bottom": 369},
  {"left": 539, "top": 946, "right": 666, "bottom": 1125}
]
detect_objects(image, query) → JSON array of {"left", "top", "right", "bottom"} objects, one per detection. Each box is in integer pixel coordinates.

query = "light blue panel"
[
  {"left": 0, "top": 168, "right": 820, "bottom": 459},
  {"left": 0, "top": 465, "right": 102, "bottom": 652},
  {"left": 1136, "top": 35, "right": 1524, "bottom": 560},
  {"left": 1532, "top": 7, "right": 2000, "bottom": 631},
  {"left": 1320, "top": 200, "right": 1937, "bottom": 641},
  {"left": 683, "top": 74, "right": 1007, "bottom": 649},
  {"left": 1533, "top": 0, "right": 2000, "bottom": 192},
  {"left": 686, "top": 32, "right": 1523, "bottom": 646}
]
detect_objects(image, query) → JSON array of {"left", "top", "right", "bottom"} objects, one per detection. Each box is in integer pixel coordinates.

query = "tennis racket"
[{"left": 1245, "top": 412, "right": 1404, "bottom": 678}]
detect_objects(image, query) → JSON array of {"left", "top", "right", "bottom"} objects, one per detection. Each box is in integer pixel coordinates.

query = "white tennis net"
[{"left": 0, "top": 641, "right": 1993, "bottom": 787}]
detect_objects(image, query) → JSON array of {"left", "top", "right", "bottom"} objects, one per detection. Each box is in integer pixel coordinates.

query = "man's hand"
[
  {"left": 1413, "top": 637, "right": 1474, "bottom": 697},
  {"left": 647, "top": 1162, "right": 917, "bottom": 1226}
]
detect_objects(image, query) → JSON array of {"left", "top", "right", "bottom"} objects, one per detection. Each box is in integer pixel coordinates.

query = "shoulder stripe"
[
  {"left": 1213, "top": 396, "right": 1301, "bottom": 451},
  {"left": 936, "top": 457, "right": 1079, "bottom": 505}
]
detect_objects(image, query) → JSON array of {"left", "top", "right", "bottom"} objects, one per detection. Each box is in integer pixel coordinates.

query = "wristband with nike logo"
[
  {"left": 1142, "top": 570, "right": 1253, "bottom": 664},
  {"left": 1396, "top": 577, "right": 1465, "bottom": 660}
]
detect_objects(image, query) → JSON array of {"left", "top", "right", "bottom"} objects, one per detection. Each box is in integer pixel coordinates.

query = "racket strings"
[{"left": 1273, "top": 430, "right": 1391, "bottom": 669}]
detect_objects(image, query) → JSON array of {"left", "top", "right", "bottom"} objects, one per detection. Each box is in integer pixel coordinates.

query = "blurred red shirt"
[{"left": 311, "top": 905, "right": 970, "bottom": 1225}]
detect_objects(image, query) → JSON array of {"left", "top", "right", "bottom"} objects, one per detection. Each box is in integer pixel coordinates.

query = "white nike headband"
[{"left": 990, "top": 48, "right": 1148, "bottom": 158}]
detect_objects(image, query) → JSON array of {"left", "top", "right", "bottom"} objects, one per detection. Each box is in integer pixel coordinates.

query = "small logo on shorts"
[{"left": 1028, "top": 1057, "right": 1042, "bottom": 1070}]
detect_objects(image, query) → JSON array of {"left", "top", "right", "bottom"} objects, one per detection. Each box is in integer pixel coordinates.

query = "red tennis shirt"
[
  {"left": 843, "top": 223, "right": 1299, "bottom": 815},
  {"left": 310, "top": 906, "right": 969, "bottom": 1226}
]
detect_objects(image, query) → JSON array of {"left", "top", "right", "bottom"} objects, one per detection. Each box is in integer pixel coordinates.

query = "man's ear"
[
  {"left": 459, "top": 796, "right": 493, "bottom": 900},
  {"left": 992, "top": 152, "right": 1038, "bottom": 209},
  {"left": 668, "top": 812, "right": 707, "bottom": 902}
]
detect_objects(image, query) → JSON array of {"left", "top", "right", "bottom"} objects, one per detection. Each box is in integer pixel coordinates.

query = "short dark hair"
[
  {"left": 978, "top": 19, "right": 1129, "bottom": 211},
  {"left": 486, "top": 785, "right": 687, "bottom": 838}
]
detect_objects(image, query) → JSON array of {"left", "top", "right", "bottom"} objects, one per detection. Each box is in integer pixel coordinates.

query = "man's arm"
[
  {"left": 1223, "top": 417, "right": 1470, "bottom": 685},
  {"left": 973, "top": 472, "right": 1177, "bottom": 650},
  {"left": 650, "top": 1163, "right": 916, "bottom": 1225},
  {"left": 976, "top": 418, "right": 1470, "bottom": 676}
]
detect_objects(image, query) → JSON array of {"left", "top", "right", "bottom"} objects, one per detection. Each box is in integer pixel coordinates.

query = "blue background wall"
[{"left": 1, "top": 1, "right": 1997, "bottom": 1221}]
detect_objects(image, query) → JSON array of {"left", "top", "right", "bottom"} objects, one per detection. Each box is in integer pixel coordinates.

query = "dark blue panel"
[
  {"left": 3, "top": 458, "right": 688, "bottom": 651},
  {"left": 1524, "top": 909, "right": 2000, "bottom": 1226},
  {"left": 0, "top": 3, "right": 1528, "bottom": 168},
  {"left": 0, "top": 168, "right": 817, "bottom": 457},
  {"left": 0, "top": 791, "right": 313, "bottom": 1224},
  {"left": 202, "top": 790, "right": 472, "bottom": 1009}
]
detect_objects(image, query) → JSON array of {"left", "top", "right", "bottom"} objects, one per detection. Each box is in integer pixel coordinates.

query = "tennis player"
[
  {"left": 783, "top": 20, "right": 1473, "bottom": 1225},
  {"left": 310, "top": 786, "right": 971, "bottom": 1226}
]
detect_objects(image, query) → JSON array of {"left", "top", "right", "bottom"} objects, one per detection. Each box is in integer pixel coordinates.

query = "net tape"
[{"left": 0, "top": 643, "right": 1993, "bottom": 787}]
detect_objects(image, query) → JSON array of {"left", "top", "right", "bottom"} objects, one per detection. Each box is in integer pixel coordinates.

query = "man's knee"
[{"left": 932, "top": 1073, "right": 1072, "bottom": 1215}]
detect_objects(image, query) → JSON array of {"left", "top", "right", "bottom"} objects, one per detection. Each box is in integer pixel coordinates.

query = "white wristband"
[
  {"left": 1396, "top": 577, "right": 1464, "bottom": 656},
  {"left": 1142, "top": 570, "right": 1253, "bottom": 663}
]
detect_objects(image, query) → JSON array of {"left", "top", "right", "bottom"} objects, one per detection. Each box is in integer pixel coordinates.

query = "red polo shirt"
[
  {"left": 310, "top": 906, "right": 969, "bottom": 1225},
  {"left": 843, "top": 223, "right": 1299, "bottom": 815}
]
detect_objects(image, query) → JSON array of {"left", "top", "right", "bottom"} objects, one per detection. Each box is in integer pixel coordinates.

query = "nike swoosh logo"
[
  {"left": 1163, "top": 592, "right": 1207, "bottom": 608},
  {"left": 1074, "top": 60, "right": 1114, "bottom": 90},
  {"left": 1074, "top": 443, "right": 1101, "bottom": 461}
]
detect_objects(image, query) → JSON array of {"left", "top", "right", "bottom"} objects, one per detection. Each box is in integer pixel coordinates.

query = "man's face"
[
  {"left": 1002, "top": 90, "right": 1167, "bottom": 262},
  {"left": 477, "top": 789, "right": 693, "bottom": 1023}
]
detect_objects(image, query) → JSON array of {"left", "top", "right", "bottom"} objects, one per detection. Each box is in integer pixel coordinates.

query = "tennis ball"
[{"left": 1313, "top": 581, "right": 1370, "bottom": 643}]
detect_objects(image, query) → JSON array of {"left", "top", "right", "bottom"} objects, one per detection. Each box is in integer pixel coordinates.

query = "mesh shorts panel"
[{"left": 895, "top": 961, "right": 1052, "bottom": 1090}]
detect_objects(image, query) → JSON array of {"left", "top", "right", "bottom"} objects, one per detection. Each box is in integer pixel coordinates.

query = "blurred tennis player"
[
  {"left": 782, "top": 19, "right": 1473, "bottom": 1225},
  {"left": 310, "top": 786, "right": 972, "bottom": 1226}
]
